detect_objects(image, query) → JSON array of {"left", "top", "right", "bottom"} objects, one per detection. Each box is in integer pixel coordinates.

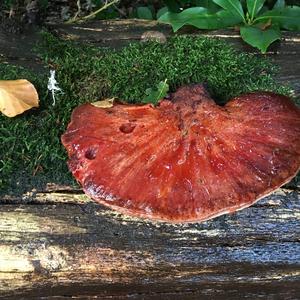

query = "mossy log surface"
[
  {"left": 1, "top": 19, "right": 300, "bottom": 96},
  {"left": 0, "top": 19, "right": 300, "bottom": 299}
]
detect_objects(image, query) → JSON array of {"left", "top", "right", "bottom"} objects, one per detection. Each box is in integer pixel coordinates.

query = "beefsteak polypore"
[{"left": 62, "top": 85, "right": 300, "bottom": 222}]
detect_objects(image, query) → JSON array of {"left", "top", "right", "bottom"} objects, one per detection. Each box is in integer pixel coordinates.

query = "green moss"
[
  {"left": 38, "top": 32, "right": 291, "bottom": 104},
  {"left": 0, "top": 32, "right": 297, "bottom": 193}
]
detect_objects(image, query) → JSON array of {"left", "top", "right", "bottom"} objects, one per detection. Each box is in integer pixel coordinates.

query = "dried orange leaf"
[
  {"left": 0, "top": 79, "right": 39, "bottom": 117},
  {"left": 91, "top": 98, "right": 114, "bottom": 108}
]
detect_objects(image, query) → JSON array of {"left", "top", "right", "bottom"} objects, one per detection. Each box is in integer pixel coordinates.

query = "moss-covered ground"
[{"left": 0, "top": 32, "right": 297, "bottom": 194}]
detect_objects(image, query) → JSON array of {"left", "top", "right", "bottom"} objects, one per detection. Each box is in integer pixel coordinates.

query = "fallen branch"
[{"left": 66, "top": 0, "right": 119, "bottom": 24}]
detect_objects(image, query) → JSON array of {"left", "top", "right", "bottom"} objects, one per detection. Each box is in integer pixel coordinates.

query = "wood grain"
[{"left": 0, "top": 189, "right": 299, "bottom": 298}]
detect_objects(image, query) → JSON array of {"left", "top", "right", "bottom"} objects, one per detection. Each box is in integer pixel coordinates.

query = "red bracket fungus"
[{"left": 62, "top": 84, "right": 300, "bottom": 223}]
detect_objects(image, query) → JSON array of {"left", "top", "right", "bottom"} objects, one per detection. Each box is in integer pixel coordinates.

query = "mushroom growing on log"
[{"left": 62, "top": 85, "right": 300, "bottom": 222}]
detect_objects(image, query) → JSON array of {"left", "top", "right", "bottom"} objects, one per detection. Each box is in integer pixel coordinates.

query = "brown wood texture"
[
  {"left": 1, "top": 189, "right": 299, "bottom": 299},
  {"left": 0, "top": 19, "right": 300, "bottom": 299}
]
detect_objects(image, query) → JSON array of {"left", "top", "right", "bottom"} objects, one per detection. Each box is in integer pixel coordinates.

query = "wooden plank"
[
  {"left": 0, "top": 189, "right": 299, "bottom": 298},
  {"left": 49, "top": 19, "right": 171, "bottom": 47}
]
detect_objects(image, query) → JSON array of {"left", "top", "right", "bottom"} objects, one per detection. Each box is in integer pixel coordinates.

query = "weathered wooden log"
[{"left": 0, "top": 189, "right": 299, "bottom": 298}]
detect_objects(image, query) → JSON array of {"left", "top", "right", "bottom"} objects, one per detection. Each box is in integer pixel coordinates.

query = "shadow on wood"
[{"left": 0, "top": 189, "right": 299, "bottom": 298}]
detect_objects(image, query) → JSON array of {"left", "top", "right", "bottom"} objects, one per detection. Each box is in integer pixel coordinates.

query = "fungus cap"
[{"left": 62, "top": 85, "right": 300, "bottom": 222}]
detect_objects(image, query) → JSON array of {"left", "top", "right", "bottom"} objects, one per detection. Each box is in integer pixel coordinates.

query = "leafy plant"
[
  {"left": 159, "top": 0, "right": 300, "bottom": 53},
  {"left": 142, "top": 79, "right": 169, "bottom": 104}
]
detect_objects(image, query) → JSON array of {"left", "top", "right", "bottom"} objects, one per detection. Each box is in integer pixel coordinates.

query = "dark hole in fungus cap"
[
  {"left": 61, "top": 84, "right": 300, "bottom": 223},
  {"left": 85, "top": 147, "right": 98, "bottom": 160},
  {"left": 119, "top": 122, "right": 136, "bottom": 134}
]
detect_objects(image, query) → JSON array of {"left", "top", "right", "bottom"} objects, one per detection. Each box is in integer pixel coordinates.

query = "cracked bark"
[{"left": 0, "top": 189, "right": 299, "bottom": 299}]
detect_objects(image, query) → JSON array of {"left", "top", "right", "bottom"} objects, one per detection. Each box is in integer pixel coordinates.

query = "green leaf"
[
  {"left": 157, "top": 7, "right": 169, "bottom": 19},
  {"left": 246, "top": 0, "right": 265, "bottom": 20},
  {"left": 240, "top": 25, "right": 281, "bottom": 53},
  {"left": 158, "top": 7, "right": 208, "bottom": 31},
  {"left": 194, "top": 0, "right": 220, "bottom": 12},
  {"left": 213, "top": 0, "right": 245, "bottom": 22},
  {"left": 142, "top": 79, "right": 169, "bottom": 105},
  {"left": 137, "top": 6, "right": 153, "bottom": 20},
  {"left": 273, "top": 0, "right": 285, "bottom": 9},
  {"left": 256, "top": 6, "right": 300, "bottom": 31},
  {"left": 215, "top": 9, "right": 244, "bottom": 27},
  {"left": 159, "top": 8, "right": 241, "bottom": 31}
]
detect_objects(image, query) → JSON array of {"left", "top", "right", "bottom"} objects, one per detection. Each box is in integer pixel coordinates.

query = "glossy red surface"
[{"left": 61, "top": 85, "right": 300, "bottom": 222}]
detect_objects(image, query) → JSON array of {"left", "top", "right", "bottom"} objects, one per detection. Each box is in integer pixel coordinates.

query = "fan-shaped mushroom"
[{"left": 62, "top": 84, "right": 300, "bottom": 222}]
